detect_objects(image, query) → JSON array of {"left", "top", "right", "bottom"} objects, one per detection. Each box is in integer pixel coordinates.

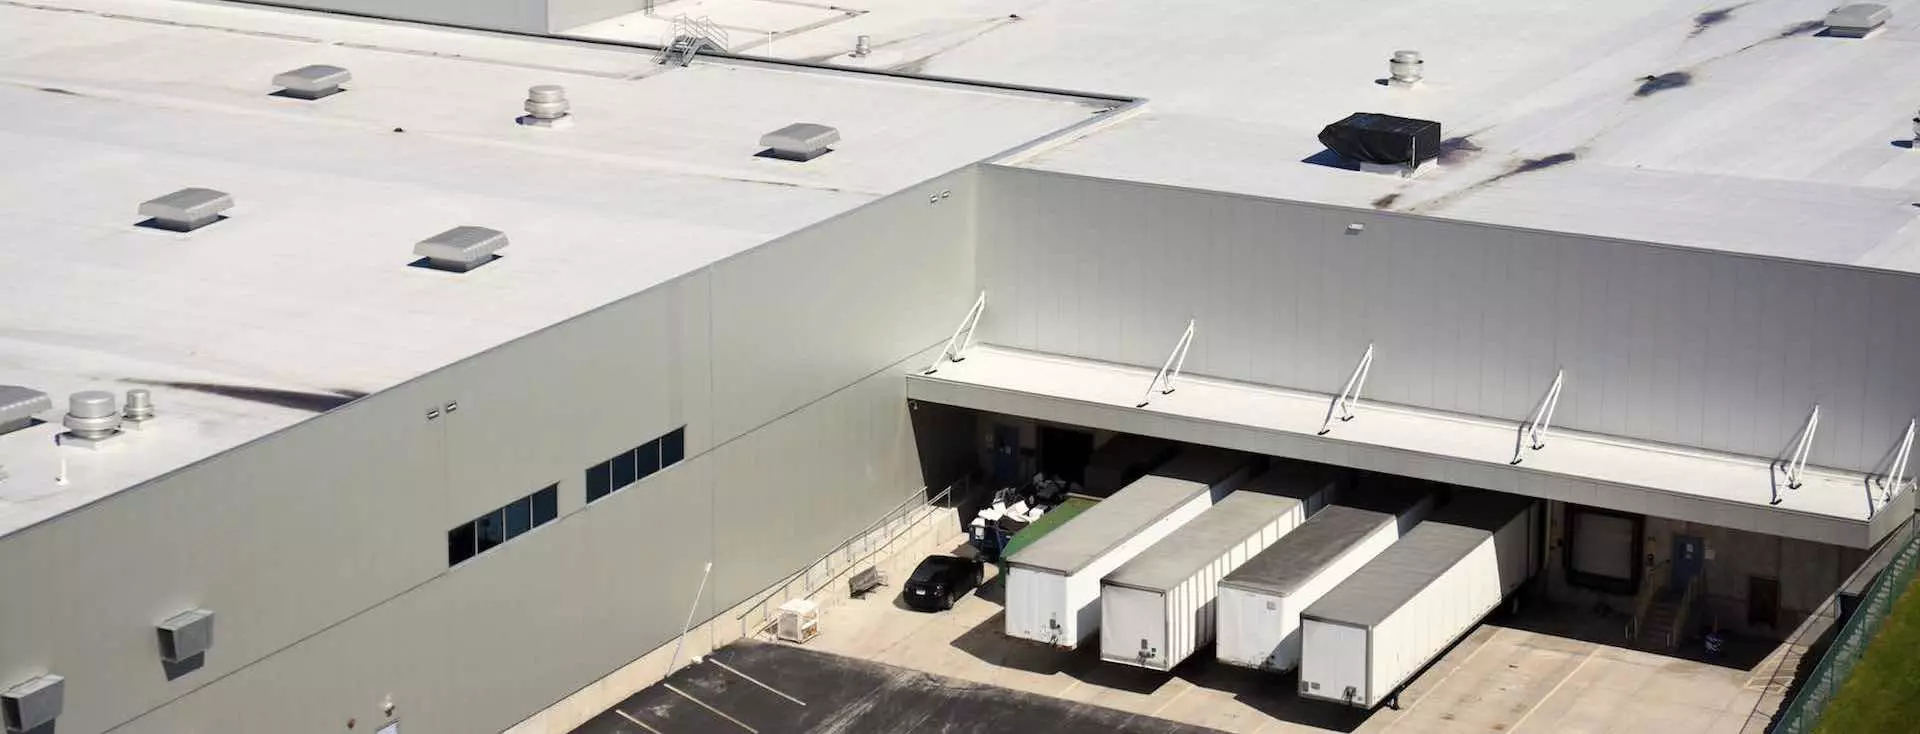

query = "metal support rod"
[
  {"left": 1137, "top": 319, "right": 1195, "bottom": 408},
  {"left": 922, "top": 291, "right": 986, "bottom": 374},
  {"left": 1877, "top": 419, "right": 1916, "bottom": 504},
  {"left": 1512, "top": 369, "right": 1566, "bottom": 464},
  {"left": 1320, "top": 343, "right": 1375, "bottom": 435},
  {"left": 1780, "top": 405, "right": 1821, "bottom": 490},
  {"left": 667, "top": 561, "right": 713, "bottom": 676}
]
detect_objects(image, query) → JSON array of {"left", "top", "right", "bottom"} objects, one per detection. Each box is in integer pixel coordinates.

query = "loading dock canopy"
[
  {"left": 1220, "top": 506, "right": 1397, "bottom": 598},
  {"left": 907, "top": 345, "right": 1886, "bottom": 549},
  {"left": 1105, "top": 492, "right": 1300, "bottom": 592}
]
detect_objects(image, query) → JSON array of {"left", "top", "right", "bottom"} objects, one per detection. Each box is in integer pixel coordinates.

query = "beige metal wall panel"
[{"left": 976, "top": 165, "right": 1920, "bottom": 474}]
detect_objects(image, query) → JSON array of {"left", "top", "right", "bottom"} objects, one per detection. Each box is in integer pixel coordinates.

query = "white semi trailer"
[
  {"left": 1099, "top": 491, "right": 1303, "bottom": 670},
  {"left": 1004, "top": 446, "right": 1256, "bottom": 648},
  {"left": 1213, "top": 470, "right": 1436, "bottom": 674},
  {"left": 1298, "top": 491, "right": 1540, "bottom": 709}
]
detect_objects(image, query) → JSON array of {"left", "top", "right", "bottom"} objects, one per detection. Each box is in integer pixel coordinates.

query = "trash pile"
[{"left": 969, "top": 474, "right": 1078, "bottom": 561}]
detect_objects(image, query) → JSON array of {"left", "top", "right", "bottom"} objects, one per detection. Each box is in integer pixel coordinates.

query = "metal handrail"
[
  {"left": 732, "top": 480, "right": 961, "bottom": 635},
  {"left": 1627, "top": 559, "right": 1671, "bottom": 639},
  {"left": 1669, "top": 574, "right": 1701, "bottom": 649}
]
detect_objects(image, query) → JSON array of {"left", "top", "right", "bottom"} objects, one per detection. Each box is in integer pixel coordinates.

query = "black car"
[{"left": 902, "top": 555, "right": 985, "bottom": 611}]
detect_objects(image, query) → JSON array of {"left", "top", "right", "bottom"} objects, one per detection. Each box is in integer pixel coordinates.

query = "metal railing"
[
  {"left": 1770, "top": 520, "right": 1920, "bottom": 733},
  {"left": 733, "top": 480, "right": 960, "bottom": 639},
  {"left": 1627, "top": 559, "right": 1671, "bottom": 640},
  {"left": 1669, "top": 574, "right": 1701, "bottom": 649}
]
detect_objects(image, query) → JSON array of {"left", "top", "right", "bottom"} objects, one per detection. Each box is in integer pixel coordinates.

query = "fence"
[
  {"left": 1769, "top": 518, "right": 1920, "bottom": 733},
  {"left": 733, "top": 480, "right": 963, "bottom": 639}
]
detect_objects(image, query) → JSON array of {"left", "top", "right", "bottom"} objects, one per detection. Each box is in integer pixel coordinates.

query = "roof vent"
[
  {"left": 413, "top": 226, "right": 508, "bottom": 272},
  {"left": 759, "top": 123, "right": 840, "bottom": 161},
  {"left": 138, "top": 188, "right": 232, "bottom": 232},
  {"left": 157, "top": 609, "right": 215, "bottom": 663},
  {"left": 62, "top": 390, "right": 122, "bottom": 448},
  {"left": 1388, "top": 50, "right": 1423, "bottom": 85},
  {"left": 271, "top": 64, "right": 350, "bottom": 99},
  {"left": 1825, "top": 4, "right": 1890, "bottom": 37},
  {"left": 518, "top": 85, "right": 572, "bottom": 128},
  {"left": 0, "top": 386, "right": 51, "bottom": 437},
  {"left": 853, "top": 35, "right": 872, "bottom": 57},
  {"left": 124, "top": 388, "right": 155, "bottom": 428}
]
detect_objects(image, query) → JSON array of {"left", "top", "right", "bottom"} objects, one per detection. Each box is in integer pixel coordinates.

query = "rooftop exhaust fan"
[
  {"left": 0, "top": 386, "right": 50, "bottom": 437},
  {"left": 413, "top": 226, "right": 508, "bottom": 272},
  {"left": 1825, "top": 4, "right": 1890, "bottom": 37},
  {"left": 1317, "top": 113, "right": 1441, "bottom": 166},
  {"left": 272, "top": 65, "right": 350, "bottom": 99},
  {"left": 759, "top": 123, "right": 840, "bottom": 161},
  {"left": 138, "top": 188, "right": 232, "bottom": 232}
]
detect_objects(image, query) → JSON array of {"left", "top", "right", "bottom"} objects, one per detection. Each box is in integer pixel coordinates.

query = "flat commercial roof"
[
  {"left": 0, "top": 0, "right": 1102, "bottom": 537},
  {"left": 1219, "top": 505, "right": 1396, "bottom": 599},
  {"left": 907, "top": 345, "right": 1883, "bottom": 548},
  {"left": 1105, "top": 491, "right": 1299, "bottom": 593},
  {"left": 1301, "top": 492, "right": 1536, "bottom": 629},
  {"left": 575, "top": 0, "right": 1920, "bottom": 272}
]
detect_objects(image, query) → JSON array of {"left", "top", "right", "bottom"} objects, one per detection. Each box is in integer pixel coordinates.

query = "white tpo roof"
[{"left": 0, "top": 0, "right": 1101, "bottom": 536}]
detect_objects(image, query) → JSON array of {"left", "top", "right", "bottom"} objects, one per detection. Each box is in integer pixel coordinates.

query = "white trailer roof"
[
  {"left": 1301, "top": 492, "right": 1537, "bottom": 629},
  {"left": 0, "top": 0, "right": 1103, "bottom": 538},
  {"left": 1218, "top": 505, "right": 1397, "bottom": 599},
  {"left": 1104, "top": 491, "right": 1300, "bottom": 593},
  {"left": 1008, "top": 446, "right": 1252, "bottom": 574}
]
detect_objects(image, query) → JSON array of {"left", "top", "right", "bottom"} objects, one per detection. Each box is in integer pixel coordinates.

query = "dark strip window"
[
  {"left": 448, "top": 483, "right": 561, "bottom": 567},
  {"left": 584, "top": 426, "right": 689, "bottom": 504}
]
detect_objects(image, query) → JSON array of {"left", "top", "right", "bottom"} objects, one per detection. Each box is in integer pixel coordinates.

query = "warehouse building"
[{"left": 3, "top": 0, "right": 1919, "bottom": 733}]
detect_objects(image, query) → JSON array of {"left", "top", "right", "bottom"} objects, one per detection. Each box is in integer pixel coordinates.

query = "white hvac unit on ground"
[
  {"left": 1214, "top": 471, "right": 1434, "bottom": 674},
  {"left": 1100, "top": 491, "right": 1304, "bottom": 670},
  {"left": 1298, "top": 491, "right": 1540, "bottom": 709},
  {"left": 774, "top": 599, "right": 820, "bottom": 644},
  {"left": 1004, "top": 446, "right": 1257, "bottom": 648}
]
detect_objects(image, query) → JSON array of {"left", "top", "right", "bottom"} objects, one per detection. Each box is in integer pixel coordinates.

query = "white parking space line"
[
  {"left": 710, "top": 658, "right": 808, "bottom": 707},
  {"left": 1505, "top": 648, "right": 1598, "bottom": 734},
  {"left": 614, "top": 708, "right": 666, "bottom": 734},
  {"left": 1376, "top": 627, "right": 1497, "bottom": 733},
  {"left": 665, "top": 683, "right": 760, "bottom": 733}
]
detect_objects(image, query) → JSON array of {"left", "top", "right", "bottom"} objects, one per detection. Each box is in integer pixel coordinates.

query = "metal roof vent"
[
  {"left": 759, "top": 123, "right": 840, "bottom": 161},
  {"left": 62, "top": 390, "right": 122, "bottom": 448},
  {"left": 1825, "top": 4, "right": 1890, "bottom": 37},
  {"left": 0, "top": 386, "right": 51, "bottom": 437},
  {"left": 124, "top": 388, "right": 155, "bottom": 428},
  {"left": 271, "top": 64, "right": 350, "bottom": 99},
  {"left": 853, "top": 35, "right": 872, "bottom": 57},
  {"left": 412, "top": 226, "right": 508, "bottom": 272},
  {"left": 518, "top": 85, "right": 572, "bottom": 128},
  {"left": 1388, "top": 50, "right": 1423, "bottom": 85},
  {"left": 138, "top": 188, "right": 232, "bottom": 232}
]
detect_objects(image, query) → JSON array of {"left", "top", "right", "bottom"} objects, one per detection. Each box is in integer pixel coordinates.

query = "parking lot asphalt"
[{"left": 570, "top": 638, "right": 1227, "bottom": 734}]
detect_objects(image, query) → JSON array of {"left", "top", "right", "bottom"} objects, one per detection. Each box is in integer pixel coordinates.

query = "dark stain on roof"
[
  {"left": 1437, "top": 136, "right": 1484, "bottom": 165},
  {"left": 1371, "top": 193, "right": 1401, "bottom": 210},
  {"left": 126, "top": 380, "right": 369, "bottom": 413},
  {"left": 1634, "top": 71, "right": 1693, "bottom": 97},
  {"left": 1691, "top": 5, "right": 1744, "bottom": 37},
  {"left": 1776, "top": 19, "right": 1826, "bottom": 38},
  {"left": 1511, "top": 152, "right": 1578, "bottom": 174}
]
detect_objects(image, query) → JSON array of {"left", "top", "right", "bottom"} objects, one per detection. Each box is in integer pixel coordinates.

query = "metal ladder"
[{"left": 655, "top": 15, "right": 730, "bottom": 66}]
